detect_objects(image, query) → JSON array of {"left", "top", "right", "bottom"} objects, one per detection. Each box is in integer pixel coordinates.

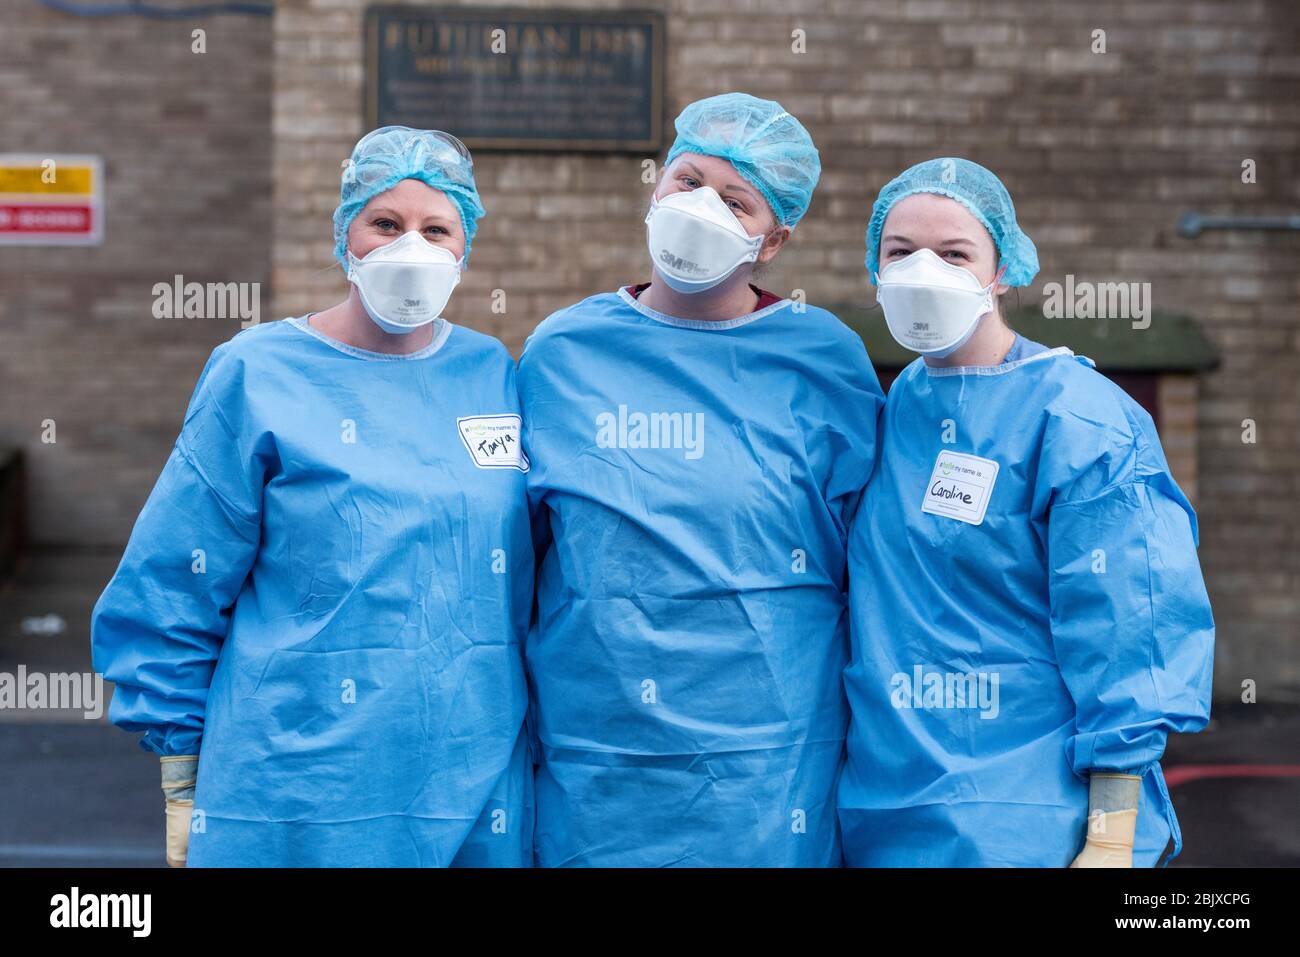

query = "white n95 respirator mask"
[
  {"left": 347, "top": 230, "right": 462, "bottom": 335},
  {"left": 645, "top": 187, "right": 765, "bottom": 294},
  {"left": 875, "top": 247, "right": 1001, "bottom": 358}
]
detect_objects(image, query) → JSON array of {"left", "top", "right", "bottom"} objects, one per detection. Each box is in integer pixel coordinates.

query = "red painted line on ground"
[{"left": 1163, "top": 764, "right": 1300, "bottom": 788}]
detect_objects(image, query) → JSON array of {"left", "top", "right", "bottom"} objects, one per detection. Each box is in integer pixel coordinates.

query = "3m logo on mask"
[
  {"left": 596, "top": 404, "right": 705, "bottom": 460},
  {"left": 457, "top": 415, "right": 529, "bottom": 472},
  {"left": 658, "top": 249, "right": 707, "bottom": 276}
]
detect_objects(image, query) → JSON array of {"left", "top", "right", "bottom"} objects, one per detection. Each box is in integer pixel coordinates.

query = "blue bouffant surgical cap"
[
  {"left": 865, "top": 157, "right": 1039, "bottom": 287},
  {"left": 665, "top": 92, "right": 821, "bottom": 228},
  {"left": 332, "top": 125, "right": 485, "bottom": 268}
]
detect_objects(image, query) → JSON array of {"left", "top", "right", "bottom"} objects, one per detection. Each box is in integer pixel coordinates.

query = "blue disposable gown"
[
  {"left": 838, "top": 348, "right": 1215, "bottom": 867},
  {"left": 91, "top": 317, "right": 534, "bottom": 867},
  {"left": 518, "top": 288, "right": 885, "bottom": 866}
]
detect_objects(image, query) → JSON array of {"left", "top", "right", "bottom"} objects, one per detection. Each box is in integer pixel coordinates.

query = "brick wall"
[
  {"left": 1158, "top": 374, "right": 1201, "bottom": 505},
  {"left": 3, "top": 0, "right": 1295, "bottom": 697},
  {"left": 0, "top": 0, "right": 272, "bottom": 546},
  {"left": 273, "top": 0, "right": 1300, "bottom": 696}
]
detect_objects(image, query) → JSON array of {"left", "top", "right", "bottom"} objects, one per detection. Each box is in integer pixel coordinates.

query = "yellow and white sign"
[{"left": 0, "top": 154, "right": 103, "bottom": 246}]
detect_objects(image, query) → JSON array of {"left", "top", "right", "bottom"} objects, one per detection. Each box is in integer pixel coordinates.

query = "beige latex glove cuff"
[
  {"left": 164, "top": 799, "right": 194, "bottom": 867},
  {"left": 160, "top": 755, "right": 199, "bottom": 868},
  {"left": 1070, "top": 773, "right": 1141, "bottom": 868}
]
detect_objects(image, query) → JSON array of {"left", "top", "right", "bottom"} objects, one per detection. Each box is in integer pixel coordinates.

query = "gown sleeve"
[
  {"left": 1045, "top": 406, "right": 1215, "bottom": 776},
  {"left": 821, "top": 332, "right": 886, "bottom": 539},
  {"left": 516, "top": 348, "right": 548, "bottom": 769},
  {"left": 91, "top": 344, "right": 274, "bottom": 757}
]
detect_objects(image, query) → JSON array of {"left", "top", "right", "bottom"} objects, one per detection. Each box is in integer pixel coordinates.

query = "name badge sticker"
[
  {"left": 920, "top": 451, "right": 999, "bottom": 526},
  {"left": 457, "top": 414, "right": 530, "bottom": 472}
]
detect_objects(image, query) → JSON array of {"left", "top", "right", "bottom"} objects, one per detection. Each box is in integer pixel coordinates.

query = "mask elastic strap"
[{"left": 980, "top": 263, "right": 1009, "bottom": 312}]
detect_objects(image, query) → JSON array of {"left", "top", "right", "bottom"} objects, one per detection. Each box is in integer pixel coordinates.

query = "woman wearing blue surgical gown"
[
  {"left": 91, "top": 127, "right": 533, "bottom": 867},
  {"left": 518, "top": 93, "right": 886, "bottom": 866},
  {"left": 837, "top": 157, "right": 1215, "bottom": 867}
]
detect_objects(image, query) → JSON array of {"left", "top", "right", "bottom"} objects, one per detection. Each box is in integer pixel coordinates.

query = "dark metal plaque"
[{"left": 365, "top": 6, "right": 665, "bottom": 152}]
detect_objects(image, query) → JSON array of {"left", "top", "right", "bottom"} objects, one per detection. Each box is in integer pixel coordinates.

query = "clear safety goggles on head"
[{"left": 345, "top": 127, "right": 476, "bottom": 187}]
